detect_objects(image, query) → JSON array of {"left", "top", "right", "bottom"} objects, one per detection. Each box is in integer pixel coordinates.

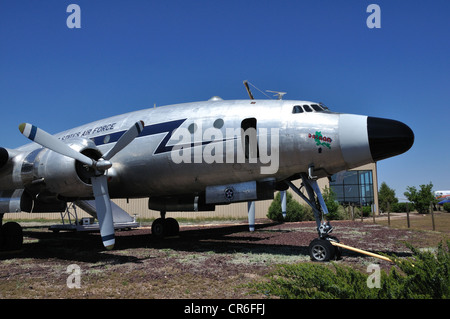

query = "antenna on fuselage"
[
  {"left": 243, "top": 80, "right": 287, "bottom": 100},
  {"left": 243, "top": 80, "right": 254, "bottom": 100},
  {"left": 266, "top": 90, "right": 287, "bottom": 100}
]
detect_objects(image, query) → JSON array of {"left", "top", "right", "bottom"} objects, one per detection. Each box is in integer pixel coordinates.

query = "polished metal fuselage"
[{"left": 1, "top": 99, "right": 372, "bottom": 201}]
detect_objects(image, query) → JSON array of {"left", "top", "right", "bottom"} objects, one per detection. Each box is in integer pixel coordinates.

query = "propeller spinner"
[{"left": 19, "top": 121, "right": 145, "bottom": 249}]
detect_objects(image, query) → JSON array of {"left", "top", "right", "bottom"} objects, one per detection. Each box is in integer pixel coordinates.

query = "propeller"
[{"left": 19, "top": 121, "right": 145, "bottom": 250}]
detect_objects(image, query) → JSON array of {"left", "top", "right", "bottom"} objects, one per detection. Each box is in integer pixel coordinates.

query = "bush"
[
  {"left": 363, "top": 205, "right": 373, "bottom": 217},
  {"left": 322, "top": 186, "right": 340, "bottom": 220},
  {"left": 391, "top": 202, "right": 414, "bottom": 213},
  {"left": 267, "top": 192, "right": 314, "bottom": 222},
  {"left": 390, "top": 241, "right": 450, "bottom": 298},
  {"left": 251, "top": 262, "right": 380, "bottom": 299},
  {"left": 335, "top": 205, "right": 350, "bottom": 220},
  {"left": 443, "top": 203, "right": 450, "bottom": 213},
  {"left": 339, "top": 205, "right": 370, "bottom": 220},
  {"left": 250, "top": 241, "right": 450, "bottom": 299}
]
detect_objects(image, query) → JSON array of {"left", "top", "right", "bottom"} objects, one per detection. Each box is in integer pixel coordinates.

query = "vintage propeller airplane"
[{"left": 0, "top": 83, "right": 414, "bottom": 261}]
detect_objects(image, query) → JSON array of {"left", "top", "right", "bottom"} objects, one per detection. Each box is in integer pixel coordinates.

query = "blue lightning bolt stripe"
[
  {"left": 91, "top": 119, "right": 187, "bottom": 155},
  {"left": 135, "top": 121, "right": 143, "bottom": 134}
]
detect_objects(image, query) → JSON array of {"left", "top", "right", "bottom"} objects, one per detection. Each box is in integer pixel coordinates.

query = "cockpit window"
[
  {"left": 292, "top": 105, "right": 304, "bottom": 113},
  {"left": 303, "top": 104, "right": 313, "bottom": 112},
  {"left": 311, "top": 104, "right": 323, "bottom": 111},
  {"left": 292, "top": 103, "right": 332, "bottom": 114},
  {"left": 319, "top": 103, "right": 329, "bottom": 111}
]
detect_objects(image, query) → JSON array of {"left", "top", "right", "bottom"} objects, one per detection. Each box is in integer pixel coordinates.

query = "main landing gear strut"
[
  {"left": 151, "top": 211, "right": 180, "bottom": 238},
  {"left": 285, "top": 171, "right": 341, "bottom": 262}
]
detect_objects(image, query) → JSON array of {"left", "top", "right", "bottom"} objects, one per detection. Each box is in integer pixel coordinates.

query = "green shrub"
[
  {"left": 336, "top": 205, "right": 350, "bottom": 219},
  {"left": 251, "top": 262, "right": 376, "bottom": 299},
  {"left": 391, "top": 241, "right": 450, "bottom": 298},
  {"left": 361, "top": 205, "right": 372, "bottom": 217},
  {"left": 250, "top": 241, "right": 450, "bottom": 299},
  {"left": 391, "top": 202, "right": 414, "bottom": 213},
  {"left": 443, "top": 203, "right": 450, "bottom": 213},
  {"left": 322, "top": 186, "right": 340, "bottom": 220},
  {"left": 267, "top": 192, "right": 313, "bottom": 222}
]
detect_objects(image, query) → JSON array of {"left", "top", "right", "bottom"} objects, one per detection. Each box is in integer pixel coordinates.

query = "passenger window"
[
  {"left": 303, "top": 105, "right": 313, "bottom": 112},
  {"left": 292, "top": 105, "right": 303, "bottom": 113}
]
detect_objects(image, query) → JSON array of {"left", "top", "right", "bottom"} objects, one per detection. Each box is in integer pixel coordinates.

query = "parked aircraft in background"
[{"left": 436, "top": 190, "right": 450, "bottom": 205}]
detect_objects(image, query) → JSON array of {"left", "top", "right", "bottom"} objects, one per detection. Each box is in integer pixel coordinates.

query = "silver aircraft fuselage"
[{"left": 0, "top": 98, "right": 414, "bottom": 207}]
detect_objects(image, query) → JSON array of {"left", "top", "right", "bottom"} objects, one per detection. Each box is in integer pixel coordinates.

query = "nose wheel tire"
[{"left": 308, "top": 238, "right": 336, "bottom": 262}]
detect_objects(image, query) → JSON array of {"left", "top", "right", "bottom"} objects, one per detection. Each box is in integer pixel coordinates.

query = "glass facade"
[{"left": 330, "top": 170, "right": 374, "bottom": 206}]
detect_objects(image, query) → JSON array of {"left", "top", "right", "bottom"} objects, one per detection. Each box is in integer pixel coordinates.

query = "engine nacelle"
[
  {"left": 0, "top": 189, "right": 32, "bottom": 213},
  {"left": 0, "top": 143, "right": 94, "bottom": 213},
  {"left": 0, "top": 147, "right": 22, "bottom": 173},
  {"left": 20, "top": 138, "right": 102, "bottom": 199},
  {"left": 0, "top": 189, "right": 66, "bottom": 213},
  {"left": 0, "top": 147, "right": 11, "bottom": 169}
]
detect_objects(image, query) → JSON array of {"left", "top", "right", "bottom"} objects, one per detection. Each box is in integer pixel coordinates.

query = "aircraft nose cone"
[{"left": 367, "top": 117, "right": 414, "bottom": 162}]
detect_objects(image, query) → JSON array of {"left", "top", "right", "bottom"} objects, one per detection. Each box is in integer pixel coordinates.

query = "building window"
[{"left": 330, "top": 170, "right": 374, "bottom": 206}]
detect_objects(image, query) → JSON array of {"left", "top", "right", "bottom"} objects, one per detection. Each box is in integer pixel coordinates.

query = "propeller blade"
[
  {"left": 92, "top": 175, "right": 115, "bottom": 250},
  {"left": 19, "top": 123, "right": 94, "bottom": 167},
  {"left": 103, "top": 121, "right": 144, "bottom": 161}
]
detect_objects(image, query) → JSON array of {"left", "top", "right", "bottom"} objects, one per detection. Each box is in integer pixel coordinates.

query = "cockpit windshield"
[
  {"left": 292, "top": 103, "right": 331, "bottom": 114},
  {"left": 311, "top": 104, "right": 322, "bottom": 111}
]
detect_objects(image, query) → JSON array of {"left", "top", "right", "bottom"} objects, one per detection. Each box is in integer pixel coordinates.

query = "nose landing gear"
[{"left": 285, "top": 172, "right": 341, "bottom": 262}]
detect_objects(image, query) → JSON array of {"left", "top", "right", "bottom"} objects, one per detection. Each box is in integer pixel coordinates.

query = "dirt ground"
[{"left": 0, "top": 218, "right": 448, "bottom": 300}]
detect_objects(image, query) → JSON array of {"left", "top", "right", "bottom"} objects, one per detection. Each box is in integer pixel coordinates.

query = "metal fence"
[{"left": 3, "top": 197, "right": 273, "bottom": 221}]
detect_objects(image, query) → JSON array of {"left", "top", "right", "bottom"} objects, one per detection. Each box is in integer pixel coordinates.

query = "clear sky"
[{"left": 0, "top": 0, "right": 449, "bottom": 199}]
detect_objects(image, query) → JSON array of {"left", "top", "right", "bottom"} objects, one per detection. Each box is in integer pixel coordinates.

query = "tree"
[
  {"left": 378, "top": 182, "right": 398, "bottom": 213},
  {"left": 404, "top": 182, "right": 436, "bottom": 214}
]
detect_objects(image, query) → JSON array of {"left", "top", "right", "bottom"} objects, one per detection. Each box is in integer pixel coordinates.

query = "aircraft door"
[{"left": 241, "top": 117, "right": 259, "bottom": 161}]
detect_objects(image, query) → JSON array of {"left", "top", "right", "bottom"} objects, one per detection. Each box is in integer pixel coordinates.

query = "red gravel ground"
[{"left": 0, "top": 218, "right": 447, "bottom": 299}]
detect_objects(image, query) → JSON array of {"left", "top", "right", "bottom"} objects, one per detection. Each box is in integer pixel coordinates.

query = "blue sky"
[{"left": 0, "top": 0, "right": 449, "bottom": 198}]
